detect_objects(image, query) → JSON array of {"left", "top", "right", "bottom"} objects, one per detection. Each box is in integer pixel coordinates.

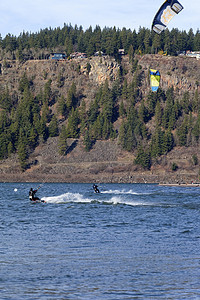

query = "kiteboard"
[{"left": 30, "top": 199, "right": 46, "bottom": 203}]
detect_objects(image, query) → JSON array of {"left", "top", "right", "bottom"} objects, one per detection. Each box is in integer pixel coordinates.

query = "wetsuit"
[
  {"left": 29, "top": 189, "right": 40, "bottom": 201},
  {"left": 93, "top": 184, "right": 100, "bottom": 193}
]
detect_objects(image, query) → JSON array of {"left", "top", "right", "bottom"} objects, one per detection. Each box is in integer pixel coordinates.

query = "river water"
[{"left": 0, "top": 183, "right": 200, "bottom": 299}]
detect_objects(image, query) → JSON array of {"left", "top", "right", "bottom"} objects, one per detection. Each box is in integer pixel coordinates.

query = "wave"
[
  {"left": 42, "top": 192, "right": 92, "bottom": 204},
  {"left": 41, "top": 192, "right": 152, "bottom": 207},
  {"left": 101, "top": 189, "right": 151, "bottom": 195},
  {"left": 105, "top": 196, "right": 151, "bottom": 206}
]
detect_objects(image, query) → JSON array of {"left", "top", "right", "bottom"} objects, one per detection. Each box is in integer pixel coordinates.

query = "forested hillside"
[
  {"left": 0, "top": 25, "right": 200, "bottom": 183},
  {"left": 0, "top": 24, "right": 200, "bottom": 60}
]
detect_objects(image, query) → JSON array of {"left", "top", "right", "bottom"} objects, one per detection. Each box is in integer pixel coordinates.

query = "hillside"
[{"left": 0, "top": 54, "right": 200, "bottom": 184}]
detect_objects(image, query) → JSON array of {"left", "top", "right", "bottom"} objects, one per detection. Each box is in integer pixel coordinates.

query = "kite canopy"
[
  {"left": 152, "top": 0, "right": 184, "bottom": 34},
  {"left": 149, "top": 69, "right": 161, "bottom": 92}
]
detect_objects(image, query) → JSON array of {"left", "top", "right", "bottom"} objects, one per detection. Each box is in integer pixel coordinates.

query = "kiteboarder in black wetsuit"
[
  {"left": 93, "top": 184, "right": 100, "bottom": 193},
  {"left": 29, "top": 187, "right": 40, "bottom": 201}
]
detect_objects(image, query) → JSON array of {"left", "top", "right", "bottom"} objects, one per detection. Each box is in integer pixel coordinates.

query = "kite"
[
  {"left": 149, "top": 69, "right": 161, "bottom": 92},
  {"left": 152, "top": 0, "right": 184, "bottom": 34}
]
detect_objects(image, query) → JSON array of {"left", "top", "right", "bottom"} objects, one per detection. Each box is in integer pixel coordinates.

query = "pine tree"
[
  {"left": 0, "top": 133, "right": 8, "bottom": 159},
  {"left": 193, "top": 89, "right": 199, "bottom": 112},
  {"left": 0, "top": 87, "right": 12, "bottom": 112},
  {"left": 102, "top": 117, "right": 110, "bottom": 140},
  {"left": 48, "top": 115, "right": 59, "bottom": 137},
  {"left": 7, "top": 141, "right": 14, "bottom": 156},
  {"left": 177, "top": 117, "right": 188, "bottom": 146},
  {"left": 122, "top": 79, "right": 128, "bottom": 100},
  {"left": 163, "top": 130, "right": 174, "bottom": 153},
  {"left": 147, "top": 91, "right": 157, "bottom": 117},
  {"left": 155, "top": 101, "right": 162, "bottom": 126},
  {"left": 128, "top": 45, "right": 134, "bottom": 63},
  {"left": 119, "top": 101, "right": 126, "bottom": 118},
  {"left": 41, "top": 102, "right": 50, "bottom": 124},
  {"left": 92, "top": 115, "right": 103, "bottom": 139},
  {"left": 66, "top": 108, "right": 79, "bottom": 138},
  {"left": 192, "top": 113, "right": 200, "bottom": 142},
  {"left": 135, "top": 145, "right": 151, "bottom": 170},
  {"left": 66, "top": 82, "right": 77, "bottom": 114},
  {"left": 29, "top": 127, "right": 38, "bottom": 149},
  {"left": 88, "top": 98, "right": 99, "bottom": 124},
  {"left": 43, "top": 79, "right": 52, "bottom": 104},
  {"left": 138, "top": 100, "right": 149, "bottom": 123},
  {"left": 18, "top": 72, "right": 30, "bottom": 93},
  {"left": 83, "top": 130, "right": 93, "bottom": 151},
  {"left": 150, "top": 127, "right": 164, "bottom": 157},
  {"left": 125, "top": 124, "right": 137, "bottom": 151},
  {"left": 57, "top": 95, "right": 67, "bottom": 117},
  {"left": 58, "top": 125, "right": 68, "bottom": 155}
]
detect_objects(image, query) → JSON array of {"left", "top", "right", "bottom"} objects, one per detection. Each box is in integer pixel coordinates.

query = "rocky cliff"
[
  {"left": 139, "top": 54, "right": 200, "bottom": 94},
  {"left": 0, "top": 54, "right": 200, "bottom": 184}
]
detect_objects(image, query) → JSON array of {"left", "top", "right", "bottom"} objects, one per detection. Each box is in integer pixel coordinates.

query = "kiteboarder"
[
  {"left": 93, "top": 184, "right": 100, "bottom": 193},
  {"left": 29, "top": 187, "right": 40, "bottom": 201}
]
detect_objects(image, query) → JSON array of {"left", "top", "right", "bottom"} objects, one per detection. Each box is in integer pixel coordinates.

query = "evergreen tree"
[
  {"left": 135, "top": 145, "right": 151, "bottom": 170},
  {"left": 18, "top": 72, "right": 30, "bottom": 93},
  {"left": 138, "top": 100, "right": 149, "bottom": 123},
  {"left": 92, "top": 115, "right": 103, "bottom": 139},
  {"left": 192, "top": 89, "right": 199, "bottom": 113},
  {"left": 66, "top": 82, "right": 77, "bottom": 114},
  {"left": 147, "top": 91, "right": 157, "bottom": 117},
  {"left": 43, "top": 79, "right": 52, "bottom": 104},
  {"left": 79, "top": 100, "right": 87, "bottom": 134},
  {"left": 0, "top": 133, "right": 8, "bottom": 159},
  {"left": 177, "top": 116, "right": 188, "bottom": 146},
  {"left": 192, "top": 113, "right": 200, "bottom": 142},
  {"left": 163, "top": 130, "right": 174, "bottom": 153},
  {"left": 122, "top": 79, "right": 128, "bottom": 100},
  {"left": 181, "top": 91, "right": 191, "bottom": 114},
  {"left": 88, "top": 98, "right": 99, "bottom": 124},
  {"left": 150, "top": 127, "right": 164, "bottom": 157},
  {"left": 128, "top": 45, "right": 134, "bottom": 63},
  {"left": 48, "top": 115, "right": 59, "bottom": 137},
  {"left": 0, "top": 87, "right": 12, "bottom": 112},
  {"left": 119, "top": 101, "right": 126, "bottom": 118},
  {"left": 83, "top": 130, "right": 93, "bottom": 151},
  {"left": 7, "top": 141, "right": 14, "bottom": 156},
  {"left": 41, "top": 102, "right": 50, "bottom": 124},
  {"left": 66, "top": 108, "right": 79, "bottom": 138},
  {"left": 57, "top": 95, "right": 67, "bottom": 117},
  {"left": 155, "top": 101, "right": 162, "bottom": 126},
  {"left": 58, "top": 125, "right": 68, "bottom": 155},
  {"left": 125, "top": 124, "right": 137, "bottom": 151},
  {"left": 28, "top": 127, "right": 38, "bottom": 149}
]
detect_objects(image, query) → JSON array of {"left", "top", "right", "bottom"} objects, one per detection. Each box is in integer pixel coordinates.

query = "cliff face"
[
  {"left": 138, "top": 54, "right": 200, "bottom": 94},
  {"left": 0, "top": 56, "right": 119, "bottom": 98},
  {"left": 1, "top": 54, "right": 199, "bottom": 98},
  {"left": 0, "top": 54, "right": 200, "bottom": 183}
]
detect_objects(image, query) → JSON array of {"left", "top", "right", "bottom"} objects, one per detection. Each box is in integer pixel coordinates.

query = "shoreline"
[
  {"left": 159, "top": 183, "right": 200, "bottom": 187},
  {"left": 0, "top": 172, "right": 200, "bottom": 187}
]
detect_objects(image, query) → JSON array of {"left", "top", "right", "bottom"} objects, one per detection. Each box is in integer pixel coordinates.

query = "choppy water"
[{"left": 0, "top": 183, "right": 200, "bottom": 299}]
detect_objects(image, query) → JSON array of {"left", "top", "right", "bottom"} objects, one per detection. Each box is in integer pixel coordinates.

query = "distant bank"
[{"left": 159, "top": 183, "right": 200, "bottom": 187}]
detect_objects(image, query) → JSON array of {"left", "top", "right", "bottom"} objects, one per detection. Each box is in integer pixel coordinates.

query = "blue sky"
[{"left": 0, "top": 0, "right": 199, "bottom": 38}]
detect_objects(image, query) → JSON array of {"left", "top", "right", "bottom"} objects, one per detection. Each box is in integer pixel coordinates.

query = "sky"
[{"left": 0, "top": 0, "right": 199, "bottom": 38}]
